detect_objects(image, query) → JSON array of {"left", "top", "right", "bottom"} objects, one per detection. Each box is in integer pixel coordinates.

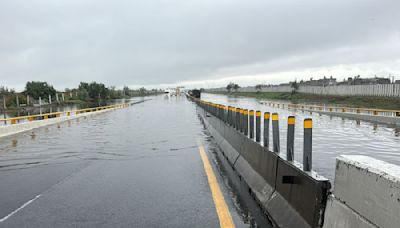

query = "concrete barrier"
[
  {"left": 0, "top": 100, "right": 149, "bottom": 138},
  {"left": 324, "top": 155, "right": 400, "bottom": 228},
  {"left": 0, "top": 108, "right": 114, "bottom": 138},
  {"left": 195, "top": 98, "right": 331, "bottom": 228},
  {"left": 188, "top": 95, "right": 400, "bottom": 228}
]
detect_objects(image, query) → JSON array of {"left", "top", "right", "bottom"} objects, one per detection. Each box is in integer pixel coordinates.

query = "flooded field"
[{"left": 202, "top": 93, "right": 400, "bottom": 180}]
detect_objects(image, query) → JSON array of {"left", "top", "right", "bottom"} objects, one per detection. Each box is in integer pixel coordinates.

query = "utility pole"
[
  {"left": 98, "top": 93, "right": 101, "bottom": 107},
  {"left": 39, "top": 97, "right": 42, "bottom": 115},
  {"left": 2, "top": 96, "right": 6, "bottom": 125},
  {"left": 3, "top": 95, "right": 6, "bottom": 109}
]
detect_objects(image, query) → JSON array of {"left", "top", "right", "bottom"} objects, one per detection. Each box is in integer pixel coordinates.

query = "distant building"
[
  {"left": 337, "top": 76, "right": 391, "bottom": 85},
  {"left": 296, "top": 76, "right": 337, "bottom": 87}
]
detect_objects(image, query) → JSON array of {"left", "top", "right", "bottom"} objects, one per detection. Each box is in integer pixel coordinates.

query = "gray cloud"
[{"left": 1, "top": 0, "right": 400, "bottom": 90}]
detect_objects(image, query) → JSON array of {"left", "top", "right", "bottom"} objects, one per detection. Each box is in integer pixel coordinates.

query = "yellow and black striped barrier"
[{"left": 0, "top": 103, "right": 130, "bottom": 126}]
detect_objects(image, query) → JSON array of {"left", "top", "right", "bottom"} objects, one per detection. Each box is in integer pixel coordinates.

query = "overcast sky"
[{"left": 1, "top": 0, "right": 400, "bottom": 91}]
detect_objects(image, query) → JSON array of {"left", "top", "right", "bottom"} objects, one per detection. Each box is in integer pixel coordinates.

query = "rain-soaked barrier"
[
  {"left": 188, "top": 95, "right": 400, "bottom": 228},
  {"left": 0, "top": 103, "right": 130, "bottom": 125},
  {"left": 260, "top": 101, "right": 400, "bottom": 126},
  {"left": 0, "top": 102, "right": 134, "bottom": 138}
]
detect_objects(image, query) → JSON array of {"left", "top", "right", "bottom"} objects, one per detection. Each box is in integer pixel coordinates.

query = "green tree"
[
  {"left": 226, "top": 82, "right": 239, "bottom": 92},
  {"left": 290, "top": 80, "right": 299, "bottom": 94},
  {"left": 123, "top": 86, "right": 130, "bottom": 97},
  {"left": 139, "top": 87, "right": 146, "bottom": 95},
  {"left": 226, "top": 82, "right": 234, "bottom": 92},
  {"left": 78, "top": 89, "right": 89, "bottom": 101},
  {"left": 0, "top": 86, "right": 15, "bottom": 96},
  {"left": 25, "top": 81, "right": 56, "bottom": 100},
  {"left": 233, "top": 83, "right": 240, "bottom": 92},
  {"left": 78, "top": 82, "right": 109, "bottom": 101}
]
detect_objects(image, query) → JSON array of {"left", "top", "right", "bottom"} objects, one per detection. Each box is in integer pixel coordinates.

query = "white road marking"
[{"left": 0, "top": 194, "right": 41, "bottom": 223}]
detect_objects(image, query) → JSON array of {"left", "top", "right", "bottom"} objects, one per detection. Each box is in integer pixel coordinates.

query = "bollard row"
[{"left": 196, "top": 99, "right": 313, "bottom": 172}]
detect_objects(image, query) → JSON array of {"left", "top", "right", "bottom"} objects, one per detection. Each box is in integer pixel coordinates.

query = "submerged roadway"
[{"left": 0, "top": 95, "right": 249, "bottom": 228}]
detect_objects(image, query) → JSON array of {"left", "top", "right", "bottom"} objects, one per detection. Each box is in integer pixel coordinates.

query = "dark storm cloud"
[{"left": 0, "top": 0, "right": 399, "bottom": 90}]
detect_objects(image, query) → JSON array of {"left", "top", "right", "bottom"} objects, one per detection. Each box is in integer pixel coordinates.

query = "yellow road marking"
[{"left": 198, "top": 144, "right": 235, "bottom": 228}]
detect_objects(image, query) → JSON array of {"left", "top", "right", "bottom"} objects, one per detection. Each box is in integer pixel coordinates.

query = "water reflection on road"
[
  {"left": 0, "top": 95, "right": 250, "bottom": 227},
  {"left": 202, "top": 93, "right": 400, "bottom": 180}
]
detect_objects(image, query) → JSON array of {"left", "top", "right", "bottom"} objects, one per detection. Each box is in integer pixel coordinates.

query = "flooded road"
[
  {"left": 1, "top": 93, "right": 398, "bottom": 227},
  {"left": 202, "top": 93, "right": 400, "bottom": 181},
  {"left": 0, "top": 95, "right": 250, "bottom": 227}
]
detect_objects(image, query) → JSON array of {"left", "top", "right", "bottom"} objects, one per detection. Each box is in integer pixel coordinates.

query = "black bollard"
[
  {"left": 272, "top": 113, "right": 280, "bottom": 153},
  {"left": 240, "top": 109, "right": 244, "bottom": 133},
  {"left": 287, "top": 116, "right": 295, "bottom": 161},
  {"left": 249, "top": 110, "right": 254, "bottom": 139},
  {"left": 235, "top": 108, "right": 240, "bottom": 131},
  {"left": 244, "top": 109, "right": 249, "bottom": 136},
  {"left": 264, "top": 112, "right": 270, "bottom": 149},
  {"left": 303, "top": 118, "right": 312, "bottom": 171},
  {"left": 256, "top": 111, "right": 261, "bottom": 142}
]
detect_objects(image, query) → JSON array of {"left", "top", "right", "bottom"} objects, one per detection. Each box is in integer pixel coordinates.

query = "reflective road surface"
[{"left": 0, "top": 95, "right": 251, "bottom": 228}]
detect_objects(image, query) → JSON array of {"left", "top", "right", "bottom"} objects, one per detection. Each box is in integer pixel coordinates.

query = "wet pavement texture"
[
  {"left": 202, "top": 93, "right": 400, "bottom": 180},
  {"left": 0, "top": 95, "right": 250, "bottom": 228}
]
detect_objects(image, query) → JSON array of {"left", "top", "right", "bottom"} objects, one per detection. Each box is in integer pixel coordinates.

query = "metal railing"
[
  {"left": 259, "top": 101, "right": 400, "bottom": 117},
  {"left": 0, "top": 103, "right": 130, "bottom": 125}
]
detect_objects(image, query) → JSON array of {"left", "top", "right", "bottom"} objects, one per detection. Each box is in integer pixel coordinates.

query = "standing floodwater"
[
  {"left": 0, "top": 95, "right": 251, "bottom": 227},
  {"left": 202, "top": 93, "right": 400, "bottom": 180}
]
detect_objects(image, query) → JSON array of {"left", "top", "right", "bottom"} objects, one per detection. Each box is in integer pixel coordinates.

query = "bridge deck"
[{"left": 0, "top": 96, "right": 246, "bottom": 227}]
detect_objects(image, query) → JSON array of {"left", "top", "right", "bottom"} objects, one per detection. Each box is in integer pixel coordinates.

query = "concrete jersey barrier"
[
  {"left": 191, "top": 96, "right": 331, "bottom": 228},
  {"left": 324, "top": 155, "right": 400, "bottom": 228},
  {"left": 188, "top": 95, "right": 400, "bottom": 228},
  {"left": 0, "top": 101, "right": 150, "bottom": 138}
]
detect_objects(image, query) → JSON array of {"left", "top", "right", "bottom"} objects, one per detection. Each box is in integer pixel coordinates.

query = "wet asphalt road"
[{"left": 0, "top": 95, "right": 248, "bottom": 228}]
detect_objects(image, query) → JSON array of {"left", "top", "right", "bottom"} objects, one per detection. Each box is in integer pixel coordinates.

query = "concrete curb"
[{"left": 0, "top": 108, "right": 115, "bottom": 138}]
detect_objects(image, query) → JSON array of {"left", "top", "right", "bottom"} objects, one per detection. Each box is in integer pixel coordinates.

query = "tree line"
[{"left": 1, "top": 81, "right": 158, "bottom": 108}]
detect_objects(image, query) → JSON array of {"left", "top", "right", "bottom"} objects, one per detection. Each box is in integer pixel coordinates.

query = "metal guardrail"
[
  {"left": 0, "top": 103, "right": 130, "bottom": 125},
  {"left": 259, "top": 101, "right": 400, "bottom": 117}
]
